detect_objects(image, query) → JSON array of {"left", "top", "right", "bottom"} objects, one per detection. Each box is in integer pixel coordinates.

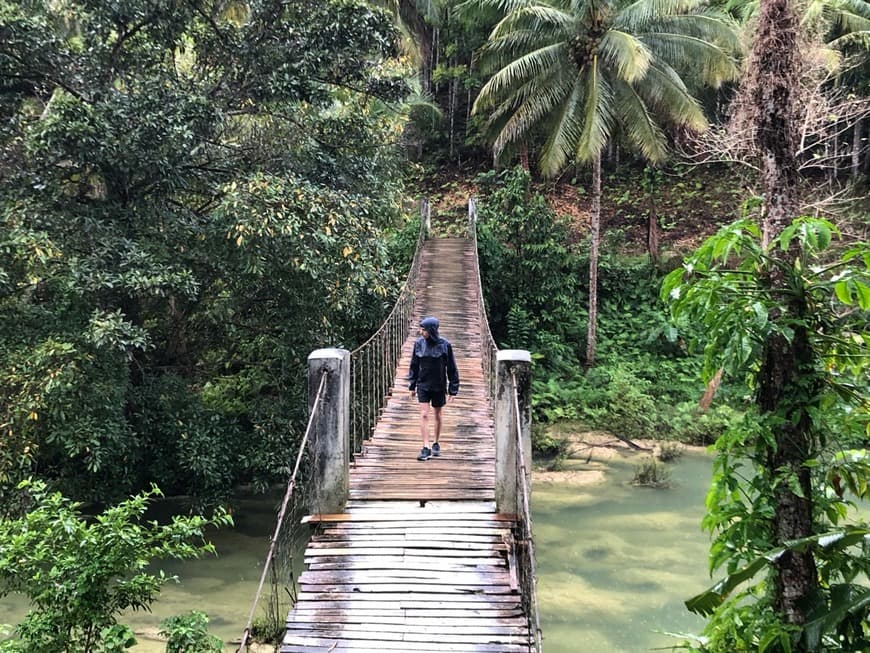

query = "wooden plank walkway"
[{"left": 281, "top": 237, "right": 531, "bottom": 652}]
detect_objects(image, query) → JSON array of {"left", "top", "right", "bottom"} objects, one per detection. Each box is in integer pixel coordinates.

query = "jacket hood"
[{"left": 420, "top": 316, "right": 440, "bottom": 340}]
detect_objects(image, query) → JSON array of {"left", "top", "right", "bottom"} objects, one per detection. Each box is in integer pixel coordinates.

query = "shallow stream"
[
  {"left": 1, "top": 452, "right": 715, "bottom": 652},
  {"left": 533, "top": 451, "right": 713, "bottom": 652}
]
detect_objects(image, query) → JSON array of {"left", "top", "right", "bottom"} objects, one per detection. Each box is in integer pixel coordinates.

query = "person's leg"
[
  {"left": 431, "top": 392, "right": 446, "bottom": 456},
  {"left": 419, "top": 401, "right": 431, "bottom": 448},
  {"left": 432, "top": 406, "right": 443, "bottom": 444}
]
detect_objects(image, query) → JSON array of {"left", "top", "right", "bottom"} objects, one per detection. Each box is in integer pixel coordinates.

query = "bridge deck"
[{"left": 281, "top": 237, "right": 531, "bottom": 652}]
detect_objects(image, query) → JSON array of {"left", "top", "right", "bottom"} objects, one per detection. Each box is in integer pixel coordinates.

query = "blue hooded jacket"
[{"left": 408, "top": 316, "right": 459, "bottom": 395}]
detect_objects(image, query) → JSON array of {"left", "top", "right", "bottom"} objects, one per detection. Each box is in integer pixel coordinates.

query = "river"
[{"left": 1, "top": 453, "right": 715, "bottom": 652}]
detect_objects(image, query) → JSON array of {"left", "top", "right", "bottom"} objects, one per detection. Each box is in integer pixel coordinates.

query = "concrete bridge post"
[
  {"left": 420, "top": 198, "right": 431, "bottom": 237},
  {"left": 494, "top": 350, "right": 532, "bottom": 514},
  {"left": 307, "top": 348, "right": 350, "bottom": 514}
]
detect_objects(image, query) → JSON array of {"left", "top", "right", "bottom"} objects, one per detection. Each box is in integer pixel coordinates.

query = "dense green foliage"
[
  {"left": 475, "top": 167, "right": 735, "bottom": 445},
  {"left": 0, "top": 480, "right": 231, "bottom": 653},
  {"left": 0, "top": 0, "right": 411, "bottom": 508},
  {"left": 665, "top": 218, "right": 870, "bottom": 650},
  {"left": 159, "top": 611, "right": 222, "bottom": 653}
]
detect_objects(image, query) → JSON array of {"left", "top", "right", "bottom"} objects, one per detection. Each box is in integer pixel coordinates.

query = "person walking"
[{"left": 408, "top": 316, "right": 459, "bottom": 461}]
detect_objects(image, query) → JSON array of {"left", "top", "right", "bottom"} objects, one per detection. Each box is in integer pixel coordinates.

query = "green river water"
[{"left": 1, "top": 452, "right": 715, "bottom": 652}]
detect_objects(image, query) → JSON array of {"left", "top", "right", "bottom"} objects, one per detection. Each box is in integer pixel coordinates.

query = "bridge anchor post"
[
  {"left": 494, "top": 349, "right": 532, "bottom": 515},
  {"left": 308, "top": 348, "right": 350, "bottom": 515}
]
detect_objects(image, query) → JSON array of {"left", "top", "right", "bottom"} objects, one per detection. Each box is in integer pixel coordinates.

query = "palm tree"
[{"left": 471, "top": 0, "right": 740, "bottom": 365}]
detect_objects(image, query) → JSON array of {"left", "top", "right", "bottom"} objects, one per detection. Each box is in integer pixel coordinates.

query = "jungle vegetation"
[{"left": 0, "top": 0, "right": 868, "bottom": 651}]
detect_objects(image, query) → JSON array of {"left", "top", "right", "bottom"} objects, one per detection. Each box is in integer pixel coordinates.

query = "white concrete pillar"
[
  {"left": 421, "top": 198, "right": 431, "bottom": 237},
  {"left": 494, "top": 350, "right": 532, "bottom": 514},
  {"left": 307, "top": 348, "right": 350, "bottom": 514}
]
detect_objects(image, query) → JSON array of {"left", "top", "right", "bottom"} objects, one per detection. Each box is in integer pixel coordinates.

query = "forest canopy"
[{"left": 0, "top": 0, "right": 413, "bottom": 508}]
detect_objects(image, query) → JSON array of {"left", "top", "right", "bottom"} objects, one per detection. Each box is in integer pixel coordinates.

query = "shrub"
[
  {"left": 632, "top": 457, "right": 671, "bottom": 487},
  {"left": 671, "top": 402, "right": 743, "bottom": 445},
  {"left": 657, "top": 440, "right": 684, "bottom": 462},
  {"left": 160, "top": 611, "right": 222, "bottom": 653},
  {"left": 591, "top": 366, "right": 661, "bottom": 440},
  {"left": 0, "top": 480, "right": 231, "bottom": 653}
]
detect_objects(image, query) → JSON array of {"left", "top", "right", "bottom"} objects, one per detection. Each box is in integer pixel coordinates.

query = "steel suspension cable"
[
  {"left": 349, "top": 208, "right": 427, "bottom": 456},
  {"left": 469, "top": 197, "right": 499, "bottom": 399},
  {"left": 237, "top": 370, "right": 328, "bottom": 652},
  {"left": 511, "top": 370, "right": 544, "bottom": 652}
]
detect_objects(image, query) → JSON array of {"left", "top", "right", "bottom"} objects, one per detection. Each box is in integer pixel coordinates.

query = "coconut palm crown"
[{"left": 471, "top": 0, "right": 742, "bottom": 176}]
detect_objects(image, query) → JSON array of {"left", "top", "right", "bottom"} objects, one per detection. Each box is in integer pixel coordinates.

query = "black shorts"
[{"left": 417, "top": 388, "right": 447, "bottom": 408}]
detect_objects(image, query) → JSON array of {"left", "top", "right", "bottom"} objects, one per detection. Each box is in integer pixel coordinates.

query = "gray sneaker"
[
  {"left": 432, "top": 442, "right": 441, "bottom": 457},
  {"left": 417, "top": 446, "right": 431, "bottom": 461}
]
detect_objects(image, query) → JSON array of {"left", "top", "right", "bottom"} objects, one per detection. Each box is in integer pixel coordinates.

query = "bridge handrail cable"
[
  {"left": 468, "top": 197, "right": 498, "bottom": 400},
  {"left": 237, "top": 370, "right": 328, "bottom": 652},
  {"left": 512, "top": 369, "right": 544, "bottom": 652},
  {"left": 471, "top": 196, "right": 542, "bottom": 652},
  {"left": 348, "top": 200, "right": 429, "bottom": 457}
]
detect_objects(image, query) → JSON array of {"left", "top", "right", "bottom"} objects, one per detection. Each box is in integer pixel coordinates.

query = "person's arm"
[
  {"left": 408, "top": 341, "right": 420, "bottom": 391},
  {"left": 446, "top": 343, "right": 459, "bottom": 395}
]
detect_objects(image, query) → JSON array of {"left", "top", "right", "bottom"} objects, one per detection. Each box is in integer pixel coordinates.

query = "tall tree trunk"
[
  {"left": 398, "top": 0, "right": 434, "bottom": 95},
  {"left": 585, "top": 152, "right": 601, "bottom": 367},
  {"left": 647, "top": 188, "right": 660, "bottom": 267},
  {"left": 852, "top": 118, "right": 862, "bottom": 178},
  {"left": 749, "top": 0, "right": 818, "bottom": 635},
  {"left": 449, "top": 65, "right": 457, "bottom": 160},
  {"left": 519, "top": 142, "right": 530, "bottom": 171}
]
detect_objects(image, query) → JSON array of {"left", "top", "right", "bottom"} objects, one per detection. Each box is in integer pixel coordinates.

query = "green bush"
[
  {"left": 531, "top": 422, "right": 569, "bottom": 460},
  {"left": 670, "top": 402, "right": 743, "bottom": 446},
  {"left": 632, "top": 457, "right": 671, "bottom": 487},
  {"left": 580, "top": 366, "right": 665, "bottom": 440},
  {"left": 0, "top": 480, "right": 231, "bottom": 653},
  {"left": 657, "top": 440, "right": 684, "bottom": 462},
  {"left": 160, "top": 611, "right": 222, "bottom": 653}
]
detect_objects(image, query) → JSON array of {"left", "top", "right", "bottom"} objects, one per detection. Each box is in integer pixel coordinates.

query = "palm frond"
[
  {"left": 637, "top": 61, "right": 707, "bottom": 131},
  {"left": 828, "top": 29, "right": 870, "bottom": 50},
  {"left": 493, "top": 75, "right": 577, "bottom": 157},
  {"left": 639, "top": 31, "right": 740, "bottom": 87},
  {"left": 490, "top": 3, "right": 575, "bottom": 39},
  {"left": 822, "top": 0, "right": 870, "bottom": 21},
  {"left": 475, "top": 29, "right": 565, "bottom": 70},
  {"left": 600, "top": 29, "right": 652, "bottom": 82},
  {"left": 639, "top": 12, "right": 743, "bottom": 54},
  {"left": 538, "top": 77, "right": 586, "bottom": 176},
  {"left": 830, "top": 13, "right": 870, "bottom": 40},
  {"left": 619, "top": 0, "right": 707, "bottom": 30},
  {"left": 455, "top": 0, "right": 539, "bottom": 16},
  {"left": 574, "top": 61, "right": 613, "bottom": 165},
  {"left": 474, "top": 43, "right": 568, "bottom": 106},
  {"left": 612, "top": 78, "right": 668, "bottom": 162}
]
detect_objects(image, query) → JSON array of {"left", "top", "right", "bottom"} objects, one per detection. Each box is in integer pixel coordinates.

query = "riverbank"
[{"left": 534, "top": 427, "right": 709, "bottom": 486}]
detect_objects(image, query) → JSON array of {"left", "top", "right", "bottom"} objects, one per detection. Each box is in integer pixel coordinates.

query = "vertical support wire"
[
  {"left": 469, "top": 197, "right": 498, "bottom": 401},
  {"left": 237, "top": 371, "right": 329, "bottom": 652},
  {"left": 510, "top": 371, "right": 543, "bottom": 653},
  {"left": 475, "top": 188, "right": 542, "bottom": 652},
  {"left": 349, "top": 208, "right": 427, "bottom": 462}
]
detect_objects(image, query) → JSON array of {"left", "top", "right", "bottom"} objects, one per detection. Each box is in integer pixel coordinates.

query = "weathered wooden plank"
[
  {"left": 282, "top": 238, "right": 530, "bottom": 651},
  {"left": 307, "top": 539, "right": 507, "bottom": 551},
  {"left": 280, "top": 636, "right": 529, "bottom": 652},
  {"left": 286, "top": 608, "right": 524, "bottom": 619},
  {"left": 295, "top": 591, "right": 523, "bottom": 603},
  {"left": 282, "top": 628, "right": 528, "bottom": 643},
  {"left": 302, "top": 513, "right": 517, "bottom": 524}
]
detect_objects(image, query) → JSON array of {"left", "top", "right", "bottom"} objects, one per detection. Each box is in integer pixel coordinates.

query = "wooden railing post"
[
  {"left": 494, "top": 350, "right": 532, "bottom": 514},
  {"left": 308, "top": 348, "right": 350, "bottom": 515}
]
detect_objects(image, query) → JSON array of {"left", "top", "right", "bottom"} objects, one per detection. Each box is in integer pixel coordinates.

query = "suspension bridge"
[{"left": 239, "top": 201, "right": 542, "bottom": 652}]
